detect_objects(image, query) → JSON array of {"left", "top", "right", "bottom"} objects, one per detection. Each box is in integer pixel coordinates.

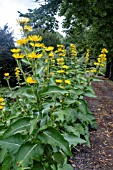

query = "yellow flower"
[
  {"left": 57, "top": 70, "right": 65, "bottom": 74},
  {"left": 101, "top": 48, "right": 108, "bottom": 54},
  {"left": 12, "top": 53, "right": 24, "bottom": 59},
  {"left": 27, "top": 52, "right": 42, "bottom": 59},
  {"left": 57, "top": 58, "right": 64, "bottom": 62},
  {"left": 0, "top": 105, "right": 4, "bottom": 110},
  {"left": 24, "top": 25, "right": 32, "bottom": 31},
  {"left": 46, "top": 46, "right": 54, "bottom": 51},
  {"left": 0, "top": 97, "right": 4, "bottom": 102},
  {"left": 26, "top": 77, "right": 37, "bottom": 84},
  {"left": 60, "top": 100, "right": 63, "bottom": 103},
  {"left": 17, "top": 17, "right": 30, "bottom": 24},
  {"left": 50, "top": 72, "right": 54, "bottom": 76},
  {"left": 16, "top": 38, "right": 28, "bottom": 45},
  {"left": 11, "top": 48, "right": 21, "bottom": 53},
  {"left": 64, "top": 80, "right": 71, "bottom": 85},
  {"left": 49, "top": 52, "right": 54, "bottom": 58},
  {"left": 45, "top": 59, "right": 48, "bottom": 63},
  {"left": 55, "top": 79, "right": 63, "bottom": 84},
  {"left": 28, "top": 35, "right": 42, "bottom": 42},
  {"left": 0, "top": 102, "right": 5, "bottom": 106},
  {"left": 4, "top": 73, "right": 9, "bottom": 77},
  {"left": 51, "top": 59, "right": 55, "bottom": 62},
  {"left": 94, "top": 62, "right": 99, "bottom": 66},
  {"left": 15, "top": 67, "right": 20, "bottom": 71},
  {"left": 29, "top": 42, "right": 35, "bottom": 47},
  {"left": 62, "top": 65, "right": 69, "bottom": 69},
  {"left": 35, "top": 43, "right": 45, "bottom": 48},
  {"left": 91, "top": 69, "right": 96, "bottom": 73}
]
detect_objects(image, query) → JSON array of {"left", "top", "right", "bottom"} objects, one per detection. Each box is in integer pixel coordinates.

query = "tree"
[
  {"left": 19, "top": 0, "right": 113, "bottom": 79},
  {"left": 18, "top": 0, "right": 62, "bottom": 32},
  {"left": 0, "top": 24, "right": 16, "bottom": 86}
]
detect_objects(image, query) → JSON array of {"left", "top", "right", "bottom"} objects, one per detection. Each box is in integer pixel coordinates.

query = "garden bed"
[{"left": 69, "top": 77, "right": 113, "bottom": 170}]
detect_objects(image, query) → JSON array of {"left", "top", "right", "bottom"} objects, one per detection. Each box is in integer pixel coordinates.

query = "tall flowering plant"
[{"left": 0, "top": 18, "right": 108, "bottom": 170}]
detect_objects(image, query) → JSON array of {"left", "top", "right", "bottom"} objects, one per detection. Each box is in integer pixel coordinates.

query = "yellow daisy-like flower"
[
  {"left": 24, "top": 25, "right": 33, "bottom": 31},
  {"left": 11, "top": 48, "right": 21, "bottom": 53},
  {"left": 4, "top": 73, "right": 9, "bottom": 77},
  {"left": 0, "top": 105, "right": 4, "bottom": 110},
  {"left": 0, "top": 102, "right": 5, "bottom": 106},
  {"left": 49, "top": 52, "right": 54, "bottom": 58},
  {"left": 46, "top": 46, "right": 54, "bottom": 52},
  {"left": 57, "top": 58, "right": 64, "bottom": 62},
  {"left": 35, "top": 43, "right": 45, "bottom": 48},
  {"left": 16, "top": 38, "right": 28, "bottom": 45},
  {"left": 62, "top": 65, "right": 69, "bottom": 69},
  {"left": 0, "top": 97, "right": 4, "bottom": 102},
  {"left": 27, "top": 52, "right": 43, "bottom": 59},
  {"left": 17, "top": 17, "right": 30, "bottom": 24},
  {"left": 57, "top": 70, "right": 65, "bottom": 74},
  {"left": 28, "top": 35, "right": 42, "bottom": 42},
  {"left": 101, "top": 48, "right": 108, "bottom": 54},
  {"left": 26, "top": 77, "right": 37, "bottom": 84},
  {"left": 64, "top": 80, "right": 71, "bottom": 85},
  {"left": 94, "top": 62, "right": 99, "bottom": 66},
  {"left": 55, "top": 79, "right": 63, "bottom": 84},
  {"left": 91, "top": 69, "right": 96, "bottom": 73},
  {"left": 12, "top": 53, "right": 24, "bottom": 59}
]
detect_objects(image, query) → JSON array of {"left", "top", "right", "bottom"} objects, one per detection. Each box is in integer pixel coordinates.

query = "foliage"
[
  {"left": 0, "top": 18, "right": 107, "bottom": 170},
  {"left": 0, "top": 24, "right": 16, "bottom": 86}
]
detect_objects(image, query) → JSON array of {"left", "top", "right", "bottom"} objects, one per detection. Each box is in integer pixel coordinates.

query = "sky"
[{"left": 0, "top": 0, "right": 64, "bottom": 40}]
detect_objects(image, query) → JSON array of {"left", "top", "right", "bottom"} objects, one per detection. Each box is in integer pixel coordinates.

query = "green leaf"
[
  {"left": 0, "top": 135, "right": 23, "bottom": 154},
  {"left": 21, "top": 58, "right": 31, "bottom": 65},
  {"left": 3, "top": 118, "right": 31, "bottom": 138},
  {"left": 84, "top": 91, "right": 97, "bottom": 98},
  {"left": 15, "top": 142, "right": 44, "bottom": 167},
  {"left": 0, "top": 148, "right": 7, "bottom": 163},
  {"left": 30, "top": 118, "right": 38, "bottom": 135},
  {"left": 93, "top": 77, "right": 103, "bottom": 82},
  {"left": 53, "top": 152, "right": 65, "bottom": 165},
  {"left": 43, "top": 86, "right": 68, "bottom": 95},
  {"left": 58, "top": 163, "right": 73, "bottom": 170},
  {"left": 63, "top": 134, "right": 86, "bottom": 147},
  {"left": 38, "top": 127, "right": 72, "bottom": 156},
  {"left": 1, "top": 155, "right": 12, "bottom": 170},
  {"left": 64, "top": 125, "right": 80, "bottom": 137}
]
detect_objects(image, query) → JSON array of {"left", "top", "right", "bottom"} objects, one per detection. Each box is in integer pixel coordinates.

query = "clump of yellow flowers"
[
  {"left": 0, "top": 97, "right": 5, "bottom": 110},
  {"left": 94, "top": 48, "right": 108, "bottom": 67}
]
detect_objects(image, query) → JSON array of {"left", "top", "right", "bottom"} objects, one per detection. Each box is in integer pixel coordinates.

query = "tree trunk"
[
  {"left": 109, "top": 58, "right": 113, "bottom": 81},
  {"left": 105, "top": 61, "right": 111, "bottom": 78}
]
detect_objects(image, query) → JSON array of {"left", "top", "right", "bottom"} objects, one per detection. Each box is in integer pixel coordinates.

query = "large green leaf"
[
  {"left": 64, "top": 125, "right": 80, "bottom": 137},
  {"left": 0, "top": 135, "right": 23, "bottom": 154},
  {"left": 63, "top": 134, "right": 86, "bottom": 147},
  {"left": 43, "top": 86, "right": 68, "bottom": 95},
  {"left": 3, "top": 118, "right": 31, "bottom": 138},
  {"left": 0, "top": 148, "right": 7, "bottom": 163},
  {"left": 53, "top": 152, "right": 66, "bottom": 165},
  {"left": 58, "top": 163, "right": 73, "bottom": 170},
  {"left": 84, "top": 91, "right": 97, "bottom": 98},
  {"left": 38, "top": 127, "right": 72, "bottom": 156},
  {"left": 1, "top": 156, "right": 12, "bottom": 170},
  {"left": 15, "top": 142, "right": 44, "bottom": 167}
]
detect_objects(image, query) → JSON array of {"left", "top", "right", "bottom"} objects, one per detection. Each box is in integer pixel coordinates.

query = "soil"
[{"left": 69, "top": 76, "right": 113, "bottom": 170}]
